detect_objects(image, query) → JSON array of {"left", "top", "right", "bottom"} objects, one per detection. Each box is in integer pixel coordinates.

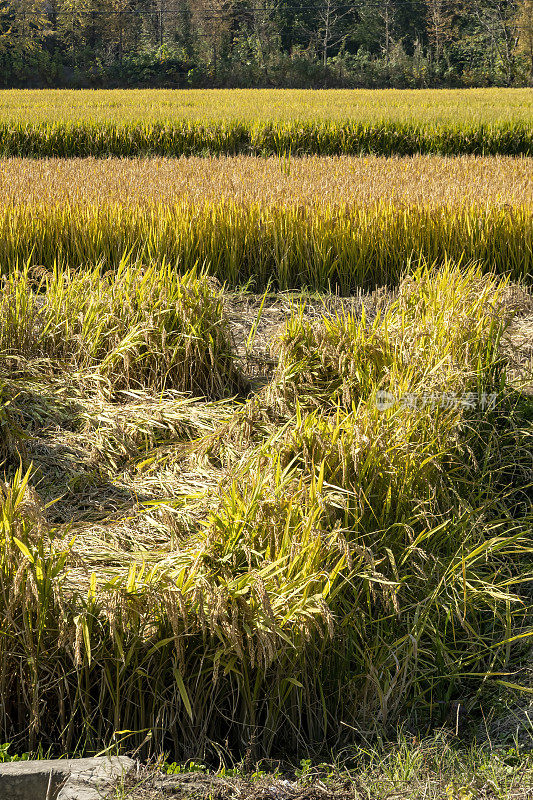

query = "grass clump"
[
  {"left": 269, "top": 307, "right": 393, "bottom": 412},
  {"left": 118, "top": 731, "right": 533, "bottom": 800},
  {"left": 270, "top": 263, "right": 507, "bottom": 412},
  {"left": 0, "top": 261, "right": 246, "bottom": 399},
  {"left": 199, "top": 265, "right": 531, "bottom": 735}
]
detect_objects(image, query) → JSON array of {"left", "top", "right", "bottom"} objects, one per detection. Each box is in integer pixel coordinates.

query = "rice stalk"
[
  {"left": 0, "top": 202, "right": 530, "bottom": 291},
  {"left": 0, "top": 260, "right": 247, "bottom": 399}
]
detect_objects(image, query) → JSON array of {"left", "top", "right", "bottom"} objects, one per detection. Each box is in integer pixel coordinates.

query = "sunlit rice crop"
[
  {"left": 0, "top": 86, "right": 531, "bottom": 760},
  {"left": 0, "top": 201, "right": 529, "bottom": 290},
  {"left": 2, "top": 88, "right": 531, "bottom": 126},
  {"left": 1, "top": 155, "right": 531, "bottom": 207},
  {"left": 0, "top": 88, "right": 531, "bottom": 156},
  {"left": 0, "top": 262, "right": 246, "bottom": 398}
]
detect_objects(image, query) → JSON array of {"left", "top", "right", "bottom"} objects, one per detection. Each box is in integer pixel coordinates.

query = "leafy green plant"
[
  {"left": 163, "top": 760, "right": 207, "bottom": 774},
  {"left": 0, "top": 743, "right": 31, "bottom": 762}
]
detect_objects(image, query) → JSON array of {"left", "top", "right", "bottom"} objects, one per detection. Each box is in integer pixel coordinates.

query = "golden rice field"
[
  {"left": 0, "top": 156, "right": 531, "bottom": 291},
  {"left": 2, "top": 155, "right": 532, "bottom": 207},
  {"left": 0, "top": 153, "right": 530, "bottom": 289},
  {"left": 1, "top": 202, "right": 531, "bottom": 290},
  {"left": 2, "top": 88, "right": 531, "bottom": 125},
  {"left": 0, "top": 89, "right": 531, "bottom": 156},
  {"left": 0, "top": 88, "right": 532, "bottom": 766}
]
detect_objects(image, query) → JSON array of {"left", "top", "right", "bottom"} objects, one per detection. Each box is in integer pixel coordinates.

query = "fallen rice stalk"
[{"left": 0, "top": 263, "right": 531, "bottom": 758}]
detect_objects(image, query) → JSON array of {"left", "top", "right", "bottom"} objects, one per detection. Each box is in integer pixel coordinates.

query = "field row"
[
  {"left": 3, "top": 156, "right": 532, "bottom": 207},
  {"left": 3, "top": 88, "right": 531, "bottom": 125},
  {"left": 0, "top": 202, "right": 530, "bottom": 290},
  {"left": 2, "top": 119, "right": 532, "bottom": 156}
]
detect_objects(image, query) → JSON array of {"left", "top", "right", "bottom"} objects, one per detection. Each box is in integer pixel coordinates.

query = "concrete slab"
[{"left": 0, "top": 755, "right": 134, "bottom": 800}]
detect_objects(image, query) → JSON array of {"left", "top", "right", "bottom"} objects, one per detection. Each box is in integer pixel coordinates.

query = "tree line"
[{"left": 1, "top": 0, "right": 532, "bottom": 88}]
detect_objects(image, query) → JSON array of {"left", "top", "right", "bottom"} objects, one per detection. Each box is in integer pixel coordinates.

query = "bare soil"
[{"left": 123, "top": 773, "right": 355, "bottom": 800}]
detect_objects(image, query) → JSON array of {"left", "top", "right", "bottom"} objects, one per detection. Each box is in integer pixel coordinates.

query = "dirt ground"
[
  {"left": 223, "top": 283, "right": 533, "bottom": 393},
  {"left": 122, "top": 773, "right": 356, "bottom": 800},
  {"left": 118, "top": 762, "right": 533, "bottom": 800}
]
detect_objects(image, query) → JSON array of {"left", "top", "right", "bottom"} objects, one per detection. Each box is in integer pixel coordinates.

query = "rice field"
[
  {"left": 1, "top": 88, "right": 532, "bottom": 156},
  {"left": 0, "top": 88, "right": 532, "bottom": 767},
  {"left": 2, "top": 155, "right": 532, "bottom": 206},
  {"left": 3, "top": 88, "right": 531, "bottom": 125},
  {"left": 0, "top": 155, "right": 532, "bottom": 290},
  {"left": 0, "top": 201, "right": 531, "bottom": 291}
]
